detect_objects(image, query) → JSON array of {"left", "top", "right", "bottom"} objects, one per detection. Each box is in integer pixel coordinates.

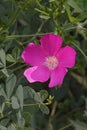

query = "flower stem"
[
  {"left": 6, "top": 33, "right": 51, "bottom": 40},
  {"left": 59, "top": 123, "right": 72, "bottom": 130}
]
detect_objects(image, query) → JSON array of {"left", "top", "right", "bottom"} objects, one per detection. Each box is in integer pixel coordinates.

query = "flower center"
[{"left": 45, "top": 56, "right": 58, "bottom": 70}]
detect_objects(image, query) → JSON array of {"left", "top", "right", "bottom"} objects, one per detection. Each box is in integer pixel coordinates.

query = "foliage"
[{"left": 0, "top": 0, "right": 87, "bottom": 130}]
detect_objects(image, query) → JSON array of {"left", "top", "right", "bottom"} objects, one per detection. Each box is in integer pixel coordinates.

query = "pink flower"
[{"left": 22, "top": 34, "right": 76, "bottom": 88}]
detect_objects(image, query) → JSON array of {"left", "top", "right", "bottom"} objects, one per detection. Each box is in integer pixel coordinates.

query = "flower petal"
[
  {"left": 24, "top": 66, "right": 50, "bottom": 83},
  {"left": 40, "top": 34, "right": 62, "bottom": 56},
  {"left": 57, "top": 46, "right": 76, "bottom": 68},
  {"left": 49, "top": 66, "right": 68, "bottom": 88},
  {"left": 24, "top": 66, "right": 38, "bottom": 83},
  {"left": 21, "top": 43, "right": 45, "bottom": 66}
]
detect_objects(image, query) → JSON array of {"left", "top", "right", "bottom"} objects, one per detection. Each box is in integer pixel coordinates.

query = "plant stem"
[
  {"left": 59, "top": 123, "right": 72, "bottom": 130},
  {"left": 71, "top": 41, "right": 87, "bottom": 61},
  {"left": 6, "top": 33, "right": 51, "bottom": 40}
]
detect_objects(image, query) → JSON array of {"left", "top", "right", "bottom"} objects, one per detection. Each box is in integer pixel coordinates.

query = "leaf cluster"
[{"left": 0, "top": 0, "right": 87, "bottom": 130}]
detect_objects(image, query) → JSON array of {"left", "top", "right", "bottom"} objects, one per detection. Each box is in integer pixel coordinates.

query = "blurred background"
[{"left": 0, "top": 0, "right": 87, "bottom": 130}]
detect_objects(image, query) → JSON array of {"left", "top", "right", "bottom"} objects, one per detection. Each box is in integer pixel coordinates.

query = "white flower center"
[{"left": 45, "top": 56, "right": 58, "bottom": 70}]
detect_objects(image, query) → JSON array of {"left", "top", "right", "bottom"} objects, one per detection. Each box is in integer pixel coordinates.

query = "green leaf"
[
  {"left": 40, "top": 90, "right": 48, "bottom": 102},
  {"left": 16, "top": 85, "right": 23, "bottom": 110},
  {"left": 17, "top": 111, "right": 25, "bottom": 127},
  {"left": 70, "top": 120, "right": 87, "bottom": 130},
  {"left": 1, "top": 102, "right": 5, "bottom": 113},
  {"left": 65, "top": 1, "right": 87, "bottom": 23},
  {"left": 12, "top": 47, "right": 21, "bottom": 60},
  {"left": 1, "top": 68, "right": 9, "bottom": 77},
  {"left": 6, "top": 54, "right": 15, "bottom": 62},
  {"left": 68, "top": 0, "right": 83, "bottom": 13},
  {"left": 11, "top": 96, "right": 19, "bottom": 109},
  {"left": 24, "top": 86, "right": 41, "bottom": 102},
  {"left": 27, "top": 87, "right": 37, "bottom": 99},
  {"left": 23, "top": 112, "right": 32, "bottom": 124},
  {"left": 8, "top": 7, "right": 20, "bottom": 26},
  {"left": 0, "top": 84, "right": 7, "bottom": 99},
  {"left": 34, "top": 93, "right": 41, "bottom": 102},
  {"left": 7, "top": 48, "right": 21, "bottom": 63},
  {"left": 0, "top": 48, "right": 6, "bottom": 68},
  {"left": 77, "top": 10, "right": 87, "bottom": 22},
  {"left": 7, "top": 124, "right": 16, "bottom": 130},
  {"left": 0, "top": 96, "right": 5, "bottom": 114},
  {"left": 40, "top": 15, "right": 50, "bottom": 20},
  {"left": 76, "top": 0, "right": 87, "bottom": 11},
  {"left": 63, "top": 23, "right": 76, "bottom": 31},
  {"left": 40, "top": 104, "right": 49, "bottom": 115},
  {"left": 0, "top": 125, "right": 7, "bottom": 130},
  {"left": 65, "top": 2, "right": 78, "bottom": 23},
  {"left": 0, "top": 118, "right": 10, "bottom": 127},
  {"left": 6, "top": 74, "right": 16, "bottom": 99}
]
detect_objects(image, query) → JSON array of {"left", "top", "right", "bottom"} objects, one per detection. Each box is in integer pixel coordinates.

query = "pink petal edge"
[
  {"left": 24, "top": 66, "right": 38, "bottom": 83},
  {"left": 24, "top": 66, "right": 50, "bottom": 83}
]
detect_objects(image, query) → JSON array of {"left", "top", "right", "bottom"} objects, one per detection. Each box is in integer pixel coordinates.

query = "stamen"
[{"left": 45, "top": 56, "right": 58, "bottom": 70}]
